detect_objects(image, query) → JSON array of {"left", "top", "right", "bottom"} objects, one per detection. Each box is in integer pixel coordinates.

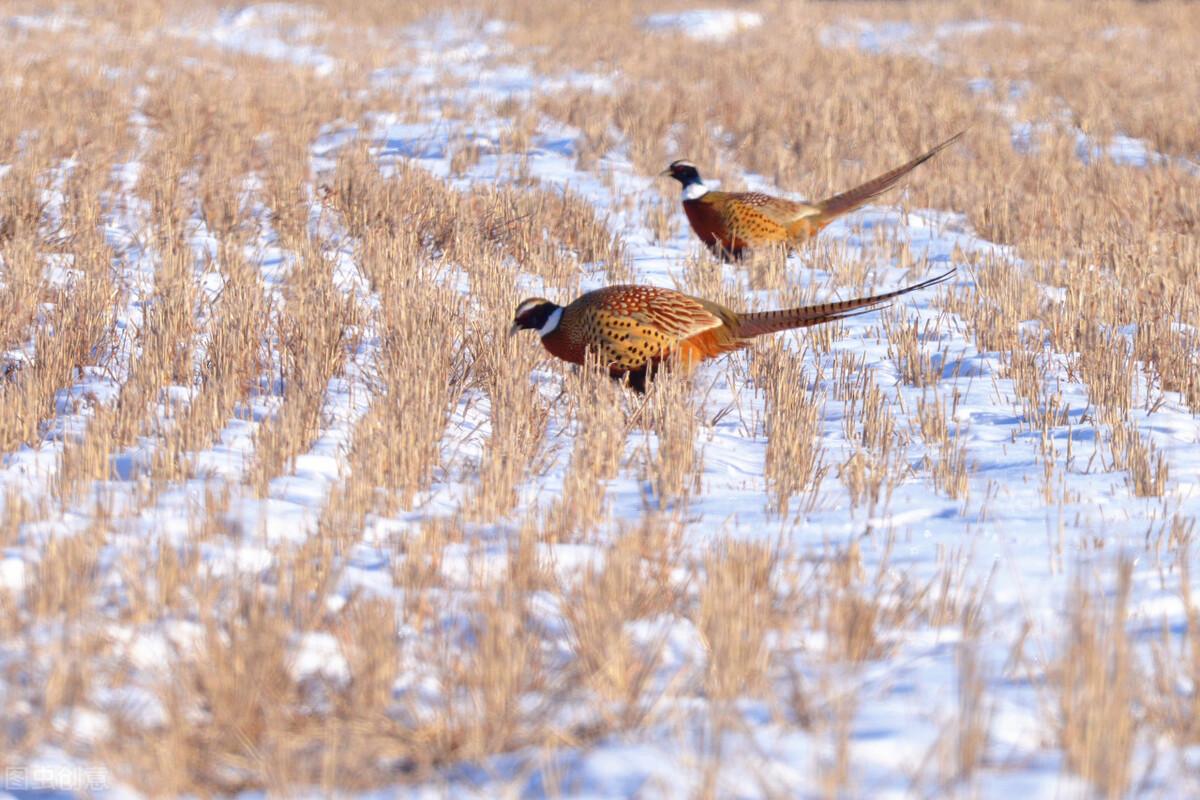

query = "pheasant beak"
[
  {"left": 659, "top": 167, "right": 672, "bottom": 177},
  {"left": 508, "top": 321, "right": 520, "bottom": 337}
]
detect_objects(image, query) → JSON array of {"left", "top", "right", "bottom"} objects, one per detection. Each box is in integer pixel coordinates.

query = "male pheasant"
[
  {"left": 664, "top": 132, "right": 964, "bottom": 261},
  {"left": 510, "top": 270, "right": 954, "bottom": 392}
]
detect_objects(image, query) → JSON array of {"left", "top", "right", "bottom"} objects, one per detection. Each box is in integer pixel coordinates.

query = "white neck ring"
[{"left": 538, "top": 307, "right": 563, "bottom": 336}]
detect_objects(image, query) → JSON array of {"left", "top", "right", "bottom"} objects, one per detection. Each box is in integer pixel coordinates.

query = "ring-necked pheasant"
[
  {"left": 510, "top": 270, "right": 954, "bottom": 392},
  {"left": 663, "top": 132, "right": 964, "bottom": 261}
]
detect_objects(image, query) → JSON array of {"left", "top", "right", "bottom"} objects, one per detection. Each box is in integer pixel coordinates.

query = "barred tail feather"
[
  {"left": 814, "top": 130, "right": 964, "bottom": 225},
  {"left": 734, "top": 269, "right": 955, "bottom": 338}
]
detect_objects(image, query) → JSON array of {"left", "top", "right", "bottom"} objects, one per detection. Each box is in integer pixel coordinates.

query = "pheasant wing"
[
  {"left": 583, "top": 286, "right": 726, "bottom": 370},
  {"left": 729, "top": 192, "right": 821, "bottom": 226}
]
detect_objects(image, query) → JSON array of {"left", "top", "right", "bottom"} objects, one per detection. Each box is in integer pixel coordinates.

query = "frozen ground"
[{"left": 2, "top": 5, "right": 1198, "bottom": 799}]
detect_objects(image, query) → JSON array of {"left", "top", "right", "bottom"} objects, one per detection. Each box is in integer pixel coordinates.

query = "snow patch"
[
  {"left": 289, "top": 631, "right": 351, "bottom": 685},
  {"left": 174, "top": 3, "right": 336, "bottom": 76},
  {"left": 6, "top": 13, "right": 86, "bottom": 33},
  {"left": 643, "top": 9, "right": 764, "bottom": 42},
  {"left": 819, "top": 17, "right": 1020, "bottom": 61},
  {"left": 0, "top": 552, "right": 25, "bottom": 591}
]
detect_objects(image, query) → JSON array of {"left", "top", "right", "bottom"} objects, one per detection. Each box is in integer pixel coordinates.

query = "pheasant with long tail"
[
  {"left": 663, "top": 132, "right": 964, "bottom": 260},
  {"left": 511, "top": 271, "right": 954, "bottom": 391}
]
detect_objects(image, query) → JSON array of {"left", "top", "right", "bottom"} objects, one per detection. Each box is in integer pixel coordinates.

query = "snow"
[
  {"left": 819, "top": 17, "right": 1020, "bottom": 61},
  {"left": 0, "top": 552, "right": 25, "bottom": 591},
  {"left": 642, "top": 9, "right": 763, "bottom": 42},
  {"left": 289, "top": 631, "right": 351, "bottom": 685},
  {"left": 6, "top": 13, "right": 86, "bottom": 33},
  {"left": 4, "top": 4, "right": 1200, "bottom": 799},
  {"left": 172, "top": 3, "right": 337, "bottom": 76}
]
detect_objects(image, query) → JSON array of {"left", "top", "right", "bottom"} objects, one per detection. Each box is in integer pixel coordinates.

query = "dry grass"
[
  {"left": 1055, "top": 561, "right": 1139, "bottom": 799},
  {"left": 0, "top": 0, "right": 1195, "bottom": 796},
  {"left": 699, "top": 540, "right": 774, "bottom": 701},
  {"left": 248, "top": 236, "right": 359, "bottom": 495},
  {"left": 756, "top": 341, "right": 827, "bottom": 516}
]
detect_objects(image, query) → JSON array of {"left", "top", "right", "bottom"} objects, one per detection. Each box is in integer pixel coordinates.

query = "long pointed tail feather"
[
  {"left": 734, "top": 269, "right": 955, "bottom": 339},
  {"left": 813, "top": 131, "right": 964, "bottom": 226}
]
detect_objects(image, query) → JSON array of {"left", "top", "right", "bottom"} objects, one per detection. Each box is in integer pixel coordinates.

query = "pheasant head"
[
  {"left": 662, "top": 160, "right": 708, "bottom": 200},
  {"left": 510, "top": 297, "right": 563, "bottom": 337}
]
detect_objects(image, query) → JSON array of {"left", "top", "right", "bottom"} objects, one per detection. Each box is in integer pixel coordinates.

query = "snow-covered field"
[{"left": 2, "top": 3, "right": 1198, "bottom": 798}]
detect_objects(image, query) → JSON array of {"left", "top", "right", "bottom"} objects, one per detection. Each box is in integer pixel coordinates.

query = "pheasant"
[
  {"left": 663, "top": 132, "right": 964, "bottom": 260},
  {"left": 510, "top": 270, "right": 954, "bottom": 392}
]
